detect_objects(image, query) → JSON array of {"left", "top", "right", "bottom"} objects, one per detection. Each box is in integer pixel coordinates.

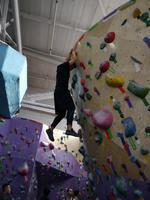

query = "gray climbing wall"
[{"left": 72, "top": 0, "right": 150, "bottom": 183}]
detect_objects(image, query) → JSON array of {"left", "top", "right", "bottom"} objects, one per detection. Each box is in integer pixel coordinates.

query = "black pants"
[{"left": 51, "top": 89, "right": 75, "bottom": 128}]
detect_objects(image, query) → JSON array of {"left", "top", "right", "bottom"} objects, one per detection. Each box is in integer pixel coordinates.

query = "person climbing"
[{"left": 46, "top": 49, "right": 78, "bottom": 142}]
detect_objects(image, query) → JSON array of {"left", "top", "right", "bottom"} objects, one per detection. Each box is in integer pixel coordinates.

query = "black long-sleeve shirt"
[{"left": 55, "top": 62, "right": 70, "bottom": 91}]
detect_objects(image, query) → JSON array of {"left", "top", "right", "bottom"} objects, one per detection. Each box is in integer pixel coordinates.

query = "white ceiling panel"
[
  {"left": 51, "top": 26, "right": 82, "bottom": 57},
  {"left": 21, "top": 19, "right": 50, "bottom": 52},
  {"left": 19, "top": 0, "right": 52, "bottom": 18},
  {"left": 19, "top": 0, "right": 130, "bottom": 59}
]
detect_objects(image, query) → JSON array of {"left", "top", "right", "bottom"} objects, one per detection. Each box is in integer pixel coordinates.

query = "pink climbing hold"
[
  {"left": 104, "top": 32, "right": 115, "bottom": 43},
  {"left": 92, "top": 108, "right": 113, "bottom": 129}
]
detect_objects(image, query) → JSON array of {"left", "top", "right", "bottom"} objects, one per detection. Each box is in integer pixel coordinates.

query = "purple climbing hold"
[{"left": 143, "top": 37, "right": 150, "bottom": 48}]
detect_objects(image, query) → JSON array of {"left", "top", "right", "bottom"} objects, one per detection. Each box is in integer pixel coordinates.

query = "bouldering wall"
[{"left": 71, "top": 0, "right": 150, "bottom": 199}]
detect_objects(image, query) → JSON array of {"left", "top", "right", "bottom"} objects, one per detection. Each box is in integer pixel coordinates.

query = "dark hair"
[{"left": 2, "top": 183, "right": 10, "bottom": 192}]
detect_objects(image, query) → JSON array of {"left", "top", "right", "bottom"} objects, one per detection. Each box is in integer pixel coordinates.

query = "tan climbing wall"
[{"left": 72, "top": 0, "right": 150, "bottom": 181}]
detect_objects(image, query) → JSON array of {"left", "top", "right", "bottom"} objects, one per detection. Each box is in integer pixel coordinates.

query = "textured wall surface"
[{"left": 71, "top": 0, "right": 150, "bottom": 198}]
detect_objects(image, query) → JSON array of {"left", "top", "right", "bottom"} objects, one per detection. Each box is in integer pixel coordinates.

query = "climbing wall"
[
  {"left": 71, "top": 0, "right": 150, "bottom": 199},
  {"left": 0, "top": 117, "right": 88, "bottom": 199}
]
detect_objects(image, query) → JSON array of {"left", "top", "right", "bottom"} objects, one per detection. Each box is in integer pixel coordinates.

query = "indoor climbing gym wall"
[{"left": 72, "top": 0, "right": 150, "bottom": 199}]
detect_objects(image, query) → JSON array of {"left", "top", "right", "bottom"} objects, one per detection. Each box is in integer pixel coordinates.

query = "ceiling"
[{"left": 18, "top": 0, "right": 128, "bottom": 61}]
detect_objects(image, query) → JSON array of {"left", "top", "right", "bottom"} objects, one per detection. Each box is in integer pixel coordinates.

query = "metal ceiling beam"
[
  {"left": 0, "top": 0, "right": 9, "bottom": 41},
  {"left": 19, "top": 11, "right": 87, "bottom": 33},
  {"left": 11, "top": 0, "right": 22, "bottom": 53},
  {"left": 50, "top": 0, "right": 58, "bottom": 55}
]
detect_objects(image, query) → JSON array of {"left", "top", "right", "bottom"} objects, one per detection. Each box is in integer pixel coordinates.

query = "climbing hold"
[
  {"left": 121, "top": 19, "right": 128, "bottom": 26},
  {"left": 93, "top": 87, "right": 100, "bottom": 96},
  {"left": 86, "top": 74, "right": 92, "bottom": 81},
  {"left": 80, "top": 79, "right": 86, "bottom": 86},
  {"left": 100, "top": 42, "right": 107, "bottom": 50},
  {"left": 105, "top": 75, "right": 125, "bottom": 87},
  {"left": 79, "top": 146, "right": 86, "bottom": 156},
  {"left": 95, "top": 132, "right": 103, "bottom": 144},
  {"left": 49, "top": 143, "right": 54, "bottom": 150},
  {"left": 88, "top": 60, "right": 94, "bottom": 67},
  {"left": 140, "top": 147, "right": 149, "bottom": 155},
  {"left": 146, "top": 19, "right": 150, "bottom": 26},
  {"left": 145, "top": 127, "right": 150, "bottom": 134},
  {"left": 122, "top": 117, "right": 136, "bottom": 138},
  {"left": 86, "top": 41, "right": 92, "bottom": 48},
  {"left": 95, "top": 71, "right": 102, "bottom": 80},
  {"left": 104, "top": 32, "right": 115, "bottom": 43},
  {"left": 140, "top": 12, "right": 149, "bottom": 23},
  {"left": 127, "top": 80, "right": 149, "bottom": 106},
  {"left": 113, "top": 101, "right": 124, "bottom": 118},
  {"left": 130, "top": 56, "right": 142, "bottom": 65},
  {"left": 79, "top": 93, "right": 85, "bottom": 101},
  {"left": 109, "top": 53, "right": 117, "bottom": 63},
  {"left": 92, "top": 108, "right": 113, "bottom": 130},
  {"left": 86, "top": 93, "right": 92, "bottom": 101},
  {"left": 106, "top": 75, "right": 124, "bottom": 87},
  {"left": 18, "top": 162, "right": 29, "bottom": 182},
  {"left": 124, "top": 96, "right": 133, "bottom": 108},
  {"left": 130, "top": 156, "right": 141, "bottom": 168},
  {"left": 100, "top": 61, "right": 110, "bottom": 73},
  {"left": 143, "top": 37, "right": 150, "bottom": 48},
  {"left": 121, "top": 164, "right": 128, "bottom": 173},
  {"left": 84, "top": 86, "right": 89, "bottom": 93},
  {"left": 133, "top": 8, "right": 141, "bottom": 18},
  {"left": 79, "top": 62, "right": 86, "bottom": 70}
]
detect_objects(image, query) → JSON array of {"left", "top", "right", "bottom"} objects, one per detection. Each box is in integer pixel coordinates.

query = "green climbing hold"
[
  {"left": 146, "top": 19, "right": 150, "bottom": 27},
  {"left": 88, "top": 60, "right": 93, "bottom": 67},
  {"left": 86, "top": 42, "right": 92, "bottom": 48},
  {"left": 140, "top": 147, "right": 149, "bottom": 155},
  {"left": 86, "top": 93, "right": 92, "bottom": 101},
  {"left": 100, "top": 42, "right": 107, "bottom": 50},
  {"left": 95, "top": 132, "right": 103, "bottom": 144},
  {"left": 140, "top": 12, "right": 149, "bottom": 23},
  {"left": 95, "top": 71, "right": 102, "bottom": 80},
  {"left": 109, "top": 53, "right": 117, "bottom": 63},
  {"left": 86, "top": 74, "right": 92, "bottom": 81}
]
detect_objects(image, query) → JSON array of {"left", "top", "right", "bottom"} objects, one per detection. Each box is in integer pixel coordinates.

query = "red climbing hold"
[
  {"left": 100, "top": 61, "right": 110, "bottom": 73},
  {"left": 80, "top": 79, "right": 86, "bottom": 86},
  {"left": 104, "top": 32, "right": 115, "bottom": 43},
  {"left": 80, "top": 62, "right": 86, "bottom": 70}
]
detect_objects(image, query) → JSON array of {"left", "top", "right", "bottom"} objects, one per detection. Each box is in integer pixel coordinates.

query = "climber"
[{"left": 46, "top": 49, "right": 78, "bottom": 142}]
